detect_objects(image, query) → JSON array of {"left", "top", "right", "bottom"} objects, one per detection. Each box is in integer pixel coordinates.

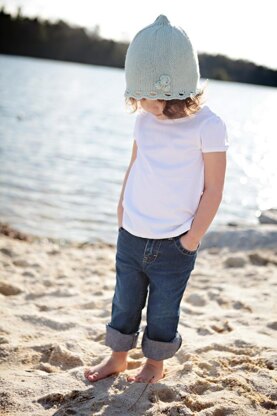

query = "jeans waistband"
[{"left": 119, "top": 226, "right": 189, "bottom": 241}]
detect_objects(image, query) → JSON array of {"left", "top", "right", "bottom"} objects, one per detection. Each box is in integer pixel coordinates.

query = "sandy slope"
[{"left": 0, "top": 225, "right": 276, "bottom": 416}]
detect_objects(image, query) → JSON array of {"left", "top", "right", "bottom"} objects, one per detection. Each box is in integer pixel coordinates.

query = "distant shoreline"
[{"left": 1, "top": 8, "right": 276, "bottom": 88}]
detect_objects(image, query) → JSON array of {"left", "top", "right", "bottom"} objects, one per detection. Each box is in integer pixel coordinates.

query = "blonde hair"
[{"left": 125, "top": 84, "right": 207, "bottom": 119}]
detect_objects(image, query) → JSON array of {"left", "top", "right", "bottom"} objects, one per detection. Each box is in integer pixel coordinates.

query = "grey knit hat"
[{"left": 124, "top": 14, "right": 203, "bottom": 101}]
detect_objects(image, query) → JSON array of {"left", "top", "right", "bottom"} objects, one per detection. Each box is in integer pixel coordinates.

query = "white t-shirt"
[{"left": 122, "top": 105, "right": 230, "bottom": 239}]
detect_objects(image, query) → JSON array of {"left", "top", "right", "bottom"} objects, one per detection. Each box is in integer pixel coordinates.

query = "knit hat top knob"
[
  {"left": 124, "top": 14, "right": 202, "bottom": 101},
  {"left": 154, "top": 14, "right": 170, "bottom": 25}
]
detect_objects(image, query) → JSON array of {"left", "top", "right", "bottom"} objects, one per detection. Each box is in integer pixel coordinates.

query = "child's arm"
[
  {"left": 117, "top": 140, "right": 138, "bottom": 228},
  {"left": 182, "top": 152, "right": 227, "bottom": 251}
]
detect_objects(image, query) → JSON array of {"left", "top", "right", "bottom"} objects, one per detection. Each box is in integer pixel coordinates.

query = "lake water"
[{"left": 0, "top": 54, "right": 276, "bottom": 244}]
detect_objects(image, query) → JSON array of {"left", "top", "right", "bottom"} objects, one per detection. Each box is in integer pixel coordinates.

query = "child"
[{"left": 84, "top": 14, "right": 229, "bottom": 384}]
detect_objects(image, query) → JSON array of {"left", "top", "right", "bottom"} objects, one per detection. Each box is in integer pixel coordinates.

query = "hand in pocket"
[{"left": 180, "top": 233, "right": 200, "bottom": 252}]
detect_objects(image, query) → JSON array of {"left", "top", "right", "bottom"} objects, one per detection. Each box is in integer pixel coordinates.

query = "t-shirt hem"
[{"left": 122, "top": 222, "right": 191, "bottom": 239}]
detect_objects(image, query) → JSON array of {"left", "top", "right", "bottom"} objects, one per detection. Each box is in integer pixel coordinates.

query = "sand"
[{"left": 0, "top": 223, "right": 276, "bottom": 416}]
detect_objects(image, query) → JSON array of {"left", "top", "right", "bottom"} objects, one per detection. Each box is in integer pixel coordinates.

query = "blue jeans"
[{"left": 105, "top": 226, "right": 200, "bottom": 361}]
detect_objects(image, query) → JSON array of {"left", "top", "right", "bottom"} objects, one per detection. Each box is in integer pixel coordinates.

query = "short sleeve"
[{"left": 200, "top": 116, "right": 230, "bottom": 153}]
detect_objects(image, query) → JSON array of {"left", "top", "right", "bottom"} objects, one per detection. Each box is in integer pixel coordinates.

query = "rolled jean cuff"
[
  {"left": 105, "top": 324, "right": 140, "bottom": 351},
  {"left": 142, "top": 327, "right": 182, "bottom": 360}
]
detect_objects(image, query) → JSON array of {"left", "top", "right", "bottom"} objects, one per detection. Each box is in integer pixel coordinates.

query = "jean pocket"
[
  {"left": 174, "top": 232, "right": 200, "bottom": 256},
  {"left": 118, "top": 226, "right": 125, "bottom": 232}
]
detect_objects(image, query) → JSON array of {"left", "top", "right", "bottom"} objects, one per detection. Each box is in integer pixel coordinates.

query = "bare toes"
[
  {"left": 84, "top": 368, "right": 95, "bottom": 377},
  {"left": 132, "top": 375, "right": 144, "bottom": 383},
  {"left": 127, "top": 374, "right": 142, "bottom": 382}
]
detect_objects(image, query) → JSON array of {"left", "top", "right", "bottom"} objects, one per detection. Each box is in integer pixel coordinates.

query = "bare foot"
[
  {"left": 84, "top": 353, "right": 128, "bottom": 382},
  {"left": 127, "top": 358, "right": 164, "bottom": 383}
]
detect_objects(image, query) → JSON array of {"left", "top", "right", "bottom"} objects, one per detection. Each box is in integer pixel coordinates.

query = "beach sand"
[{"left": 0, "top": 223, "right": 276, "bottom": 415}]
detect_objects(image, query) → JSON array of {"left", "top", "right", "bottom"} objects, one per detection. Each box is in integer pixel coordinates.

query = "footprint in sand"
[
  {"left": 47, "top": 249, "right": 60, "bottom": 255},
  {"left": 207, "top": 290, "right": 223, "bottom": 301},
  {"left": 267, "top": 321, "right": 277, "bottom": 330},
  {"left": 93, "top": 333, "right": 105, "bottom": 342},
  {"left": 182, "top": 395, "right": 214, "bottom": 412},
  {"left": 175, "top": 351, "right": 193, "bottom": 362},
  {"left": 0, "top": 247, "right": 17, "bottom": 257},
  {"left": 12, "top": 259, "right": 33, "bottom": 267},
  {"left": 185, "top": 293, "right": 206, "bottom": 307},
  {"left": 182, "top": 306, "right": 204, "bottom": 315},
  {"left": 18, "top": 314, "right": 76, "bottom": 330},
  {"left": 32, "top": 343, "right": 80, "bottom": 372},
  {"left": 22, "top": 270, "right": 36, "bottom": 277},
  {"left": 210, "top": 320, "right": 233, "bottom": 334},
  {"left": 126, "top": 350, "right": 144, "bottom": 369},
  {"left": 224, "top": 255, "right": 247, "bottom": 268},
  {"left": 195, "top": 277, "right": 210, "bottom": 283},
  {"left": 149, "top": 386, "right": 177, "bottom": 403},
  {"left": 197, "top": 360, "right": 221, "bottom": 378},
  {"left": 98, "top": 310, "right": 111, "bottom": 318},
  {"left": 38, "top": 392, "right": 67, "bottom": 410},
  {"left": 224, "top": 355, "right": 271, "bottom": 372},
  {"left": 214, "top": 296, "right": 252, "bottom": 312},
  {"left": 0, "top": 336, "right": 9, "bottom": 344},
  {"left": 196, "top": 341, "right": 259, "bottom": 357},
  {"left": 232, "top": 301, "right": 252, "bottom": 312},
  {"left": 188, "top": 379, "right": 218, "bottom": 395},
  {"left": 38, "top": 388, "right": 98, "bottom": 414},
  {"left": 0, "top": 281, "right": 22, "bottom": 296},
  {"left": 79, "top": 301, "right": 97, "bottom": 309},
  {"left": 248, "top": 252, "right": 273, "bottom": 266},
  {"left": 214, "top": 296, "right": 232, "bottom": 308},
  {"left": 49, "top": 288, "right": 76, "bottom": 297},
  {"left": 127, "top": 360, "right": 142, "bottom": 370},
  {"left": 47, "top": 344, "right": 83, "bottom": 370},
  {"left": 197, "top": 327, "right": 214, "bottom": 336}
]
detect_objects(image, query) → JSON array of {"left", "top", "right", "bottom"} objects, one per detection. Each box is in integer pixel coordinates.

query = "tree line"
[{"left": 0, "top": 8, "right": 276, "bottom": 88}]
